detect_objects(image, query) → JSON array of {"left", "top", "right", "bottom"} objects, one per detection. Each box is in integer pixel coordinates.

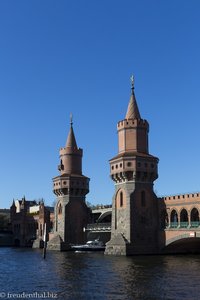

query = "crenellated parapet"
[
  {"left": 163, "top": 192, "right": 200, "bottom": 202},
  {"left": 117, "top": 118, "right": 149, "bottom": 130},
  {"left": 60, "top": 146, "right": 83, "bottom": 155}
]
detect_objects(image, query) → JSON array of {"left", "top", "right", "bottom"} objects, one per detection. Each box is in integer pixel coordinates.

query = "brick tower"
[
  {"left": 48, "top": 116, "right": 90, "bottom": 251},
  {"left": 105, "top": 77, "right": 159, "bottom": 255}
]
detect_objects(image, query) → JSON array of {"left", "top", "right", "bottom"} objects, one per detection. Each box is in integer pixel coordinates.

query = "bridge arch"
[
  {"left": 165, "top": 234, "right": 200, "bottom": 253},
  {"left": 97, "top": 211, "right": 112, "bottom": 223},
  {"left": 166, "top": 233, "right": 192, "bottom": 246}
]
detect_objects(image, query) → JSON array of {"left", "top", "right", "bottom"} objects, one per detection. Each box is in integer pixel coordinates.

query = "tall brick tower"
[
  {"left": 48, "top": 116, "right": 90, "bottom": 251},
  {"left": 105, "top": 77, "right": 159, "bottom": 255}
]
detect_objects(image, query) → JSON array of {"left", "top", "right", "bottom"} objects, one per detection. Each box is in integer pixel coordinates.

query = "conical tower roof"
[
  {"left": 65, "top": 114, "right": 78, "bottom": 149},
  {"left": 125, "top": 76, "right": 141, "bottom": 120}
]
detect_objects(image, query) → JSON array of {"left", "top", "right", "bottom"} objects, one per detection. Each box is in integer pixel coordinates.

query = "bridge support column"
[
  {"left": 188, "top": 214, "right": 191, "bottom": 228},
  {"left": 168, "top": 212, "right": 171, "bottom": 228},
  {"left": 177, "top": 213, "right": 180, "bottom": 228}
]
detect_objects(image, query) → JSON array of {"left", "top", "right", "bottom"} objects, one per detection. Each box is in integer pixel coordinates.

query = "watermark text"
[{"left": 0, "top": 292, "right": 58, "bottom": 299}]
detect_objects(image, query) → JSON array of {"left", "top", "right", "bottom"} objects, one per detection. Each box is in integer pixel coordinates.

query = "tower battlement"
[
  {"left": 60, "top": 147, "right": 82, "bottom": 156},
  {"left": 117, "top": 119, "right": 148, "bottom": 129}
]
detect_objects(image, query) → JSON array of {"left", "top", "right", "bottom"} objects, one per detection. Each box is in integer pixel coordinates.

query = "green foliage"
[{"left": 0, "top": 214, "right": 9, "bottom": 230}]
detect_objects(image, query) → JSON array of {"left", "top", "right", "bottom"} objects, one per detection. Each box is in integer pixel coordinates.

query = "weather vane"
[
  {"left": 130, "top": 74, "right": 134, "bottom": 89},
  {"left": 70, "top": 113, "right": 73, "bottom": 126}
]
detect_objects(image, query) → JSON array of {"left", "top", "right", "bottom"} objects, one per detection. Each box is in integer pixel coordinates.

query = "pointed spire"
[
  {"left": 65, "top": 114, "right": 78, "bottom": 149},
  {"left": 125, "top": 75, "right": 141, "bottom": 120}
]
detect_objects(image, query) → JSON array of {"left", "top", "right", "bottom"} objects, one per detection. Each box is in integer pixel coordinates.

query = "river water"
[{"left": 0, "top": 248, "right": 200, "bottom": 300}]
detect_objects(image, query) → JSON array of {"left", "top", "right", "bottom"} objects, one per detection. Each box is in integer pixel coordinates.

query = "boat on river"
[{"left": 71, "top": 239, "right": 105, "bottom": 251}]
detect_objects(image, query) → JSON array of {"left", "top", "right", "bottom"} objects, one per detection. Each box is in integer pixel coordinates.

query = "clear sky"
[{"left": 0, "top": 0, "right": 200, "bottom": 208}]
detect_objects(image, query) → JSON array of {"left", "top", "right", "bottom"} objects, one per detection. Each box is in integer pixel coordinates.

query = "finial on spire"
[
  {"left": 70, "top": 113, "right": 73, "bottom": 127},
  {"left": 130, "top": 74, "right": 134, "bottom": 93},
  {"left": 125, "top": 74, "right": 141, "bottom": 120},
  {"left": 66, "top": 113, "right": 78, "bottom": 149}
]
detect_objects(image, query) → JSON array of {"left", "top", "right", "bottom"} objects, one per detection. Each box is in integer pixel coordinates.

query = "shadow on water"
[{"left": 1, "top": 248, "right": 200, "bottom": 299}]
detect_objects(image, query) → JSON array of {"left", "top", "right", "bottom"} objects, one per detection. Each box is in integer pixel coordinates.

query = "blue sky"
[{"left": 0, "top": 1, "right": 200, "bottom": 208}]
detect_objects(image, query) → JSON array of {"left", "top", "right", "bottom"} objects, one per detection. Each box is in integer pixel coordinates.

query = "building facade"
[{"left": 10, "top": 197, "right": 51, "bottom": 247}]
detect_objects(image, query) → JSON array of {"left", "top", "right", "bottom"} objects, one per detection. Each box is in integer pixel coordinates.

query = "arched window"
[
  {"left": 180, "top": 209, "right": 188, "bottom": 228},
  {"left": 58, "top": 203, "right": 62, "bottom": 215},
  {"left": 120, "top": 191, "right": 123, "bottom": 207},
  {"left": 170, "top": 210, "right": 178, "bottom": 228},
  {"left": 141, "top": 191, "right": 146, "bottom": 207},
  {"left": 180, "top": 209, "right": 188, "bottom": 221},
  {"left": 191, "top": 208, "right": 199, "bottom": 227}
]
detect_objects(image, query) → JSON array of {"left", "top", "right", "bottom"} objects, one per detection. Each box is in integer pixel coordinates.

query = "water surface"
[{"left": 0, "top": 248, "right": 200, "bottom": 299}]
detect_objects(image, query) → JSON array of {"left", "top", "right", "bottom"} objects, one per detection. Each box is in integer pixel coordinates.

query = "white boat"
[{"left": 71, "top": 239, "right": 105, "bottom": 251}]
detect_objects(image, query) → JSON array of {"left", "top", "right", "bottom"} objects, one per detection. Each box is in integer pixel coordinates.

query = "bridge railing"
[
  {"left": 191, "top": 221, "right": 200, "bottom": 228},
  {"left": 166, "top": 221, "right": 200, "bottom": 229},
  {"left": 86, "top": 223, "right": 111, "bottom": 231},
  {"left": 168, "top": 222, "right": 178, "bottom": 228},
  {"left": 180, "top": 222, "right": 189, "bottom": 228}
]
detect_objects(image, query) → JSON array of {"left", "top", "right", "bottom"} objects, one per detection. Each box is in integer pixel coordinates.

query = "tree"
[{"left": 0, "top": 214, "right": 9, "bottom": 230}]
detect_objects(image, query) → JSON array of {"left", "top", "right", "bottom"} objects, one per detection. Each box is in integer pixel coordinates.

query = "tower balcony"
[
  {"left": 53, "top": 175, "right": 89, "bottom": 196},
  {"left": 53, "top": 187, "right": 89, "bottom": 196},
  {"left": 110, "top": 170, "right": 158, "bottom": 183},
  {"left": 110, "top": 154, "right": 158, "bottom": 183}
]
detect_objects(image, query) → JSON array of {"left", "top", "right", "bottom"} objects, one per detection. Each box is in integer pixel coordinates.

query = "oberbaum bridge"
[{"left": 47, "top": 77, "right": 200, "bottom": 255}]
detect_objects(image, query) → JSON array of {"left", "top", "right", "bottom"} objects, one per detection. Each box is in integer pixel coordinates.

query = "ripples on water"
[{"left": 0, "top": 247, "right": 200, "bottom": 299}]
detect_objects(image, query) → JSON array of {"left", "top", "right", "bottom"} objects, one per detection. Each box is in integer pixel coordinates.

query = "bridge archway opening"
[
  {"left": 191, "top": 208, "right": 199, "bottom": 222},
  {"left": 170, "top": 210, "right": 178, "bottom": 222},
  {"left": 180, "top": 209, "right": 189, "bottom": 227},
  {"left": 165, "top": 237, "right": 200, "bottom": 254},
  {"left": 97, "top": 211, "right": 112, "bottom": 223},
  {"left": 180, "top": 209, "right": 188, "bottom": 222},
  {"left": 170, "top": 209, "right": 178, "bottom": 227}
]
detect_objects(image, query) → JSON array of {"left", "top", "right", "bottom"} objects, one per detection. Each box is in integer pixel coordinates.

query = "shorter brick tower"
[
  {"left": 48, "top": 116, "right": 90, "bottom": 251},
  {"left": 105, "top": 77, "right": 159, "bottom": 255}
]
